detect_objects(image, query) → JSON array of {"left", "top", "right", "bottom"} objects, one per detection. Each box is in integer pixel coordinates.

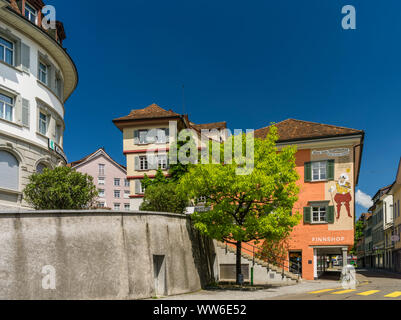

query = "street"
[{"left": 269, "top": 269, "right": 401, "bottom": 300}]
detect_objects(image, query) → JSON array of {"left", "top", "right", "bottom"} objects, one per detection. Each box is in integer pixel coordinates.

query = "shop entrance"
[{"left": 313, "top": 246, "right": 348, "bottom": 280}]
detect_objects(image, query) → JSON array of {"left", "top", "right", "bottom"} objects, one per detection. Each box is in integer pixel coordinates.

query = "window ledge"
[
  {"left": 0, "top": 187, "right": 22, "bottom": 195},
  {"left": 0, "top": 59, "right": 23, "bottom": 74},
  {"left": 36, "top": 80, "right": 64, "bottom": 106},
  {"left": 0, "top": 117, "right": 23, "bottom": 128},
  {"left": 36, "top": 131, "right": 49, "bottom": 140}
]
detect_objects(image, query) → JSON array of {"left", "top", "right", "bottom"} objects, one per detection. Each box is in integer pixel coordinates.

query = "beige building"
[
  {"left": 389, "top": 158, "right": 401, "bottom": 272},
  {"left": 113, "top": 104, "right": 227, "bottom": 210}
]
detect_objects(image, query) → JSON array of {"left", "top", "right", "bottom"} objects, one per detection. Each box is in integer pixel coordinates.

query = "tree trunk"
[{"left": 236, "top": 241, "right": 243, "bottom": 285}]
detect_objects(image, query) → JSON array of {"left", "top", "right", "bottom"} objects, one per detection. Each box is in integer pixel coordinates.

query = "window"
[
  {"left": 124, "top": 190, "right": 130, "bottom": 199},
  {"left": 114, "top": 178, "right": 120, "bottom": 187},
  {"left": 125, "top": 179, "right": 130, "bottom": 187},
  {"left": 158, "top": 155, "right": 168, "bottom": 170},
  {"left": 114, "top": 203, "right": 121, "bottom": 211},
  {"left": 114, "top": 190, "right": 121, "bottom": 198},
  {"left": 98, "top": 202, "right": 105, "bottom": 208},
  {"left": 39, "top": 112, "right": 47, "bottom": 135},
  {"left": 36, "top": 163, "right": 47, "bottom": 174},
  {"left": 139, "top": 156, "right": 148, "bottom": 170},
  {"left": 98, "top": 177, "right": 105, "bottom": 185},
  {"left": 0, "top": 93, "right": 14, "bottom": 122},
  {"left": 0, "top": 150, "right": 19, "bottom": 191},
  {"left": 38, "top": 62, "right": 48, "bottom": 85},
  {"left": 0, "top": 36, "right": 14, "bottom": 65},
  {"left": 24, "top": 3, "right": 38, "bottom": 24},
  {"left": 99, "top": 164, "right": 105, "bottom": 176},
  {"left": 124, "top": 204, "right": 130, "bottom": 211},
  {"left": 312, "top": 161, "right": 327, "bottom": 181},
  {"left": 139, "top": 130, "right": 148, "bottom": 144},
  {"left": 312, "top": 207, "right": 327, "bottom": 223},
  {"left": 98, "top": 189, "right": 105, "bottom": 198}
]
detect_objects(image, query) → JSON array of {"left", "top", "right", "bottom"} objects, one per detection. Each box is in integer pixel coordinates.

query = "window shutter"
[
  {"left": 327, "top": 206, "right": 335, "bottom": 224},
  {"left": 21, "top": 42, "right": 30, "bottom": 72},
  {"left": 134, "top": 156, "right": 139, "bottom": 170},
  {"left": 48, "top": 63, "right": 56, "bottom": 91},
  {"left": 304, "top": 162, "right": 312, "bottom": 182},
  {"left": 149, "top": 155, "right": 157, "bottom": 170},
  {"left": 327, "top": 160, "right": 335, "bottom": 181},
  {"left": 165, "top": 128, "right": 170, "bottom": 143},
  {"left": 303, "top": 207, "right": 311, "bottom": 224},
  {"left": 135, "top": 180, "right": 141, "bottom": 194},
  {"left": 134, "top": 130, "right": 139, "bottom": 145},
  {"left": 22, "top": 98, "right": 30, "bottom": 128},
  {"left": 14, "top": 95, "right": 23, "bottom": 125}
]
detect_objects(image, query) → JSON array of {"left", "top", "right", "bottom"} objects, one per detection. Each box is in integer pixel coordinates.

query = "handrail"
[{"left": 226, "top": 241, "right": 301, "bottom": 279}]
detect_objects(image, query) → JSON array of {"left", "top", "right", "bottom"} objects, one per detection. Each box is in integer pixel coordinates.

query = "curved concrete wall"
[{"left": 0, "top": 210, "right": 216, "bottom": 300}]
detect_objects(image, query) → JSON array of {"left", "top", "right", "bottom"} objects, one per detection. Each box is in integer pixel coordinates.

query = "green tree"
[
  {"left": 178, "top": 126, "right": 301, "bottom": 284},
  {"left": 23, "top": 166, "right": 98, "bottom": 210},
  {"left": 351, "top": 219, "right": 365, "bottom": 255},
  {"left": 140, "top": 182, "right": 188, "bottom": 214}
]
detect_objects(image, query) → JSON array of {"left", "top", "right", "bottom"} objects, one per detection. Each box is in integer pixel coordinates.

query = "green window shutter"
[
  {"left": 134, "top": 130, "right": 139, "bottom": 145},
  {"left": 22, "top": 98, "right": 30, "bottom": 128},
  {"left": 21, "top": 42, "right": 30, "bottom": 72},
  {"left": 304, "top": 162, "right": 312, "bottom": 182},
  {"left": 134, "top": 156, "right": 139, "bottom": 170},
  {"left": 327, "top": 206, "right": 335, "bottom": 224},
  {"left": 327, "top": 160, "right": 335, "bottom": 181},
  {"left": 304, "top": 207, "right": 311, "bottom": 224}
]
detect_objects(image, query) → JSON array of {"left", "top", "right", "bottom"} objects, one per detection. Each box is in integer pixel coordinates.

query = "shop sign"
[
  {"left": 391, "top": 235, "right": 400, "bottom": 242},
  {"left": 312, "top": 236, "right": 345, "bottom": 242},
  {"left": 48, "top": 139, "right": 67, "bottom": 162},
  {"left": 312, "top": 148, "right": 350, "bottom": 157}
]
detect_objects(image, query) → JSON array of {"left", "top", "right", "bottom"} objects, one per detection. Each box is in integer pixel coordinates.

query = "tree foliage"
[
  {"left": 23, "top": 166, "right": 98, "bottom": 210},
  {"left": 178, "top": 125, "right": 301, "bottom": 283}
]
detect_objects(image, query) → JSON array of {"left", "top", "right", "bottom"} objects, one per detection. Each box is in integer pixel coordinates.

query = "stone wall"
[{"left": 0, "top": 210, "right": 216, "bottom": 300}]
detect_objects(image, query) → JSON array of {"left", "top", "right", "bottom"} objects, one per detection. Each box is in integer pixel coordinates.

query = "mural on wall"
[{"left": 329, "top": 169, "right": 353, "bottom": 219}]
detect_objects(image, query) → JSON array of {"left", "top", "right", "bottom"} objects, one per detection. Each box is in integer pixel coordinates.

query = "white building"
[{"left": 0, "top": 0, "right": 78, "bottom": 209}]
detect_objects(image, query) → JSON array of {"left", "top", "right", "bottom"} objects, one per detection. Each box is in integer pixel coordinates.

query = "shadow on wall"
[{"left": 0, "top": 210, "right": 216, "bottom": 300}]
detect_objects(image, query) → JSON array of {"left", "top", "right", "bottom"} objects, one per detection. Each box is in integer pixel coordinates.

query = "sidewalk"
[{"left": 156, "top": 280, "right": 342, "bottom": 300}]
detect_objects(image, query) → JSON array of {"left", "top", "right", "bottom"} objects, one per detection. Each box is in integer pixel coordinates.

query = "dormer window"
[{"left": 25, "top": 3, "right": 38, "bottom": 24}]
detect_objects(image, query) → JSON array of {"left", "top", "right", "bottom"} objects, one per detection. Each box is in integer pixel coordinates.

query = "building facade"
[
  {"left": 254, "top": 120, "right": 364, "bottom": 280},
  {"left": 0, "top": 0, "right": 77, "bottom": 209},
  {"left": 369, "top": 185, "right": 393, "bottom": 269},
  {"left": 389, "top": 158, "right": 401, "bottom": 272},
  {"left": 69, "top": 148, "right": 131, "bottom": 211},
  {"left": 113, "top": 104, "right": 227, "bottom": 211}
]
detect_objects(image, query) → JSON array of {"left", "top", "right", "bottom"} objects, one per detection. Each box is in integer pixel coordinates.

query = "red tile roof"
[
  {"left": 254, "top": 119, "right": 364, "bottom": 142},
  {"left": 190, "top": 121, "right": 227, "bottom": 131},
  {"left": 113, "top": 104, "right": 181, "bottom": 122}
]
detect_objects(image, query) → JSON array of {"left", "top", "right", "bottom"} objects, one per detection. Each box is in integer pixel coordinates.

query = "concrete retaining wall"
[{"left": 0, "top": 210, "right": 216, "bottom": 300}]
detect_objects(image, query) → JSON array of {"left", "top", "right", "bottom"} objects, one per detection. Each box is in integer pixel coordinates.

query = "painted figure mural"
[{"left": 330, "top": 170, "right": 352, "bottom": 219}]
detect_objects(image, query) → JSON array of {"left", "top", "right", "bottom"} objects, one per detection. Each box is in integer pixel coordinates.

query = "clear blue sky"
[{"left": 53, "top": 0, "right": 400, "bottom": 218}]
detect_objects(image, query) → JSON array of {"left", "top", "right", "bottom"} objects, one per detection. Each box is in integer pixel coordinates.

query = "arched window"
[
  {"left": 0, "top": 150, "right": 19, "bottom": 191},
  {"left": 36, "top": 162, "right": 48, "bottom": 174}
]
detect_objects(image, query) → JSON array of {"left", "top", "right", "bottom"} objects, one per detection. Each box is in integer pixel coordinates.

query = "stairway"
[{"left": 215, "top": 241, "right": 301, "bottom": 285}]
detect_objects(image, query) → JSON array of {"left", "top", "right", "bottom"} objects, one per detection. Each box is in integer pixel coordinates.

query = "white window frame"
[
  {"left": 139, "top": 182, "right": 146, "bottom": 194},
  {"left": 139, "top": 130, "right": 148, "bottom": 145},
  {"left": 158, "top": 155, "right": 168, "bottom": 170},
  {"left": 24, "top": 3, "right": 38, "bottom": 24},
  {"left": 98, "top": 164, "right": 105, "bottom": 176},
  {"left": 124, "top": 204, "right": 130, "bottom": 211},
  {"left": 139, "top": 156, "right": 148, "bottom": 170},
  {"left": 38, "top": 61, "right": 48, "bottom": 85},
  {"left": 114, "top": 190, "right": 121, "bottom": 199},
  {"left": 98, "top": 202, "right": 105, "bottom": 208},
  {"left": 114, "top": 178, "right": 120, "bottom": 187},
  {"left": 124, "top": 179, "right": 130, "bottom": 187},
  {"left": 0, "top": 36, "right": 14, "bottom": 66},
  {"left": 98, "top": 177, "right": 105, "bottom": 185},
  {"left": 311, "top": 161, "right": 327, "bottom": 182},
  {"left": 124, "top": 190, "right": 130, "bottom": 199},
  {"left": 114, "top": 203, "right": 121, "bottom": 211},
  {"left": 38, "top": 111, "right": 47, "bottom": 135},
  {"left": 312, "top": 206, "right": 327, "bottom": 224},
  {"left": 98, "top": 189, "right": 105, "bottom": 198},
  {"left": 0, "top": 92, "right": 14, "bottom": 122}
]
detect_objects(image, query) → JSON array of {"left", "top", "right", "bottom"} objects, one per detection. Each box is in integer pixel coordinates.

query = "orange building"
[{"left": 255, "top": 120, "right": 364, "bottom": 280}]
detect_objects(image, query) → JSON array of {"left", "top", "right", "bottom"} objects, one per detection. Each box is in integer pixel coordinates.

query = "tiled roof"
[
  {"left": 68, "top": 148, "right": 126, "bottom": 172},
  {"left": 113, "top": 104, "right": 181, "bottom": 122},
  {"left": 254, "top": 119, "right": 364, "bottom": 142},
  {"left": 190, "top": 122, "right": 227, "bottom": 131}
]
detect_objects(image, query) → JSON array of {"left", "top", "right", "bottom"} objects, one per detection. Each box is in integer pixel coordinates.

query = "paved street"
[
  {"left": 158, "top": 269, "right": 401, "bottom": 300},
  {"left": 269, "top": 269, "right": 401, "bottom": 300}
]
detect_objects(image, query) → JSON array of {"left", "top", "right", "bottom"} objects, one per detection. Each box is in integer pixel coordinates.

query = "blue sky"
[{"left": 53, "top": 0, "right": 400, "bottom": 218}]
